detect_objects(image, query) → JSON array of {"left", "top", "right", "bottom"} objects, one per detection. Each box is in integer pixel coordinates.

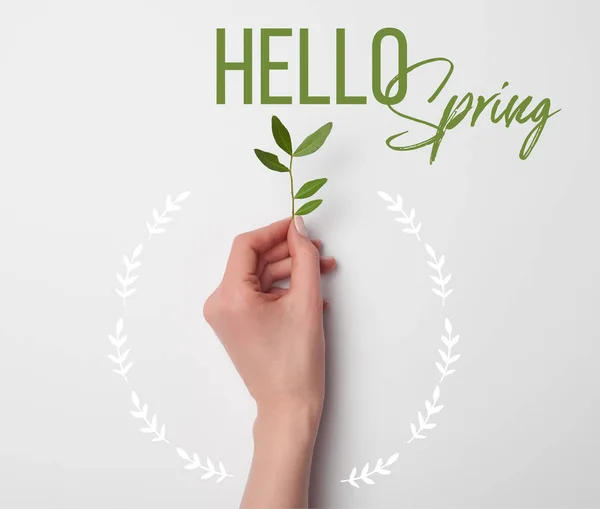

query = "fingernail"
[{"left": 294, "top": 215, "right": 308, "bottom": 237}]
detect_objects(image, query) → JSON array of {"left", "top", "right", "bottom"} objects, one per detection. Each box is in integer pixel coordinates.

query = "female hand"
[{"left": 202, "top": 216, "right": 336, "bottom": 508}]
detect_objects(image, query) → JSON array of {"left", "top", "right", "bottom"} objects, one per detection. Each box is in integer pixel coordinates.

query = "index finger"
[{"left": 224, "top": 217, "right": 292, "bottom": 283}]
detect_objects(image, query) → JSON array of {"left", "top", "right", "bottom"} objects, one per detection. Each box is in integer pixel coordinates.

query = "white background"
[{"left": 0, "top": 1, "right": 598, "bottom": 507}]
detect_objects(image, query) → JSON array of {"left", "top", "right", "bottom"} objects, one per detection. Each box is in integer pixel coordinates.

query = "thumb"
[{"left": 287, "top": 215, "right": 322, "bottom": 304}]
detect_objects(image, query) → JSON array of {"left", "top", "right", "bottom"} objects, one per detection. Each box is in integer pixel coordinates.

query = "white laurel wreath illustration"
[
  {"left": 108, "top": 191, "right": 233, "bottom": 483},
  {"left": 340, "top": 191, "right": 461, "bottom": 487}
]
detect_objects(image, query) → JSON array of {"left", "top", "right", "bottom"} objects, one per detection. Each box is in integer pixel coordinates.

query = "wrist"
[{"left": 254, "top": 401, "right": 322, "bottom": 445}]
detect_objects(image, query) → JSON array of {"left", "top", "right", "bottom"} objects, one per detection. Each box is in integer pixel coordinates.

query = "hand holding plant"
[{"left": 255, "top": 116, "right": 333, "bottom": 217}]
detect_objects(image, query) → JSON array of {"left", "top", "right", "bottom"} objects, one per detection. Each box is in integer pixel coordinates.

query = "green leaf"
[
  {"left": 295, "top": 178, "right": 327, "bottom": 199},
  {"left": 254, "top": 149, "right": 289, "bottom": 172},
  {"left": 294, "top": 122, "right": 333, "bottom": 157},
  {"left": 271, "top": 116, "right": 293, "bottom": 155},
  {"left": 295, "top": 199, "right": 323, "bottom": 216}
]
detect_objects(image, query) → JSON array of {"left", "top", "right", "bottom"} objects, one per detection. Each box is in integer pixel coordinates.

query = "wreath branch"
[
  {"left": 147, "top": 191, "right": 191, "bottom": 241},
  {"left": 109, "top": 190, "right": 253, "bottom": 482},
  {"left": 108, "top": 318, "right": 133, "bottom": 382},
  {"left": 378, "top": 191, "right": 422, "bottom": 241},
  {"left": 116, "top": 244, "right": 143, "bottom": 307},
  {"left": 408, "top": 319, "right": 460, "bottom": 442},
  {"left": 408, "top": 385, "right": 443, "bottom": 443},
  {"left": 341, "top": 453, "right": 399, "bottom": 488},
  {"left": 425, "top": 244, "right": 453, "bottom": 307},
  {"left": 130, "top": 391, "right": 169, "bottom": 444},
  {"left": 338, "top": 191, "right": 461, "bottom": 488},
  {"left": 176, "top": 448, "right": 233, "bottom": 482},
  {"left": 436, "top": 318, "right": 460, "bottom": 383}
]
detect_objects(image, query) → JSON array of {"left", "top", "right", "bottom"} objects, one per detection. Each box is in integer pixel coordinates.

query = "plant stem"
[{"left": 289, "top": 154, "right": 295, "bottom": 216}]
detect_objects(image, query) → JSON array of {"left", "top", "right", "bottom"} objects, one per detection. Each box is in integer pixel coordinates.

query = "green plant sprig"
[{"left": 254, "top": 116, "right": 333, "bottom": 217}]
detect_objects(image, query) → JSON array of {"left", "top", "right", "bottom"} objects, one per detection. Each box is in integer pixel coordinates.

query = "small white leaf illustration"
[
  {"left": 438, "top": 255, "right": 445, "bottom": 268},
  {"left": 443, "top": 274, "right": 452, "bottom": 285},
  {"left": 445, "top": 319, "right": 452, "bottom": 335},
  {"left": 184, "top": 464, "right": 199, "bottom": 470},
  {"left": 438, "top": 349, "right": 449, "bottom": 363},
  {"left": 423, "top": 423, "right": 437, "bottom": 430},
  {"left": 418, "top": 411, "right": 425, "bottom": 428},
  {"left": 361, "top": 463, "right": 370, "bottom": 477},
  {"left": 350, "top": 467, "right": 357, "bottom": 479},
  {"left": 152, "top": 209, "right": 161, "bottom": 222},
  {"left": 140, "top": 428, "right": 154, "bottom": 433},
  {"left": 378, "top": 469, "right": 391, "bottom": 475},
  {"left": 449, "top": 354, "right": 461, "bottom": 363},
  {"left": 451, "top": 335, "right": 460, "bottom": 346},
  {"left": 131, "top": 391, "right": 140, "bottom": 408},
  {"left": 177, "top": 191, "right": 191, "bottom": 202},
  {"left": 219, "top": 462, "right": 226, "bottom": 475},
  {"left": 132, "top": 244, "right": 144, "bottom": 259},
  {"left": 349, "top": 479, "right": 360, "bottom": 488},
  {"left": 375, "top": 458, "right": 383, "bottom": 469},
  {"left": 377, "top": 191, "right": 392, "bottom": 202},
  {"left": 441, "top": 335, "right": 451, "bottom": 347},
  {"left": 363, "top": 477, "right": 375, "bottom": 485},
  {"left": 116, "top": 319, "right": 124, "bottom": 335},
  {"left": 121, "top": 362, "right": 133, "bottom": 375},
  {"left": 427, "top": 261, "right": 439, "bottom": 270},
  {"left": 433, "top": 386, "right": 440, "bottom": 402},
  {"left": 425, "top": 244, "right": 436, "bottom": 258},
  {"left": 435, "top": 362, "right": 445, "bottom": 374},
  {"left": 125, "top": 275, "right": 139, "bottom": 286},
  {"left": 432, "top": 288, "right": 446, "bottom": 298},
  {"left": 177, "top": 448, "right": 190, "bottom": 461},
  {"left": 387, "top": 453, "right": 399, "bottom": 465},
  {"left": 119, "top": 349, "right": 131, "bottom": 363},
  {"left": 430, "top": 275, "right": 443, "bottom": 285},
  {"left": 410, "top": 423, "right": 417, "bottom": 436},
  {"left": 201, "top": 471, "right": 215, "bottom": 480}
]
